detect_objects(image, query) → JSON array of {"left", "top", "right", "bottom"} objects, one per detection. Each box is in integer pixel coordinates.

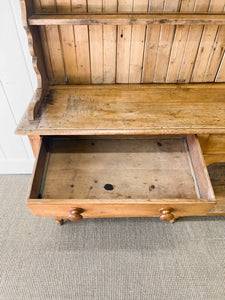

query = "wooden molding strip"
[
  {"left": 20, "top": 0, "right": 48, "bottom": 120},
  {"left": 29, "top": 13, "right": 225, "bottom": 26}
]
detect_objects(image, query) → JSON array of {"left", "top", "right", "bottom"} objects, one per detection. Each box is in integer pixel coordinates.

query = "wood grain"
[
  {"left": 88, "top": 0, "right": 104, "bottom": 84},
  {"left": 41, "top": 137, "right": 200, "bottom": 200},
  {"left": 207, "top": 162, "right": 225, "bottom": 215},
  {"left": 103, "top": 0, "right": 117, "bottom": 83},
  {"left": 27, "top": 136, "right": 216, "bottom": 218},
  {"left": 29, "top": 135, "right": 41, "bottom": 157},
  {"left": 20, "top": 0, "right": 48, "bottom": 120},
  {"left": 129, "top": 0, "right": 148, "bottom": 83},
  {"left": 204, "top": 135, "right": 225, "bottom": 153},
  {"left": 29, "top": 13, "right": 225, "bottom": 26},
  {"left": 16, "top": 84, "right": 225, "bottom": 136},
  {"left": 186, "top": 134, "right": 215, "bottom": 200},
  {"left": 116, "top": 0, "right": 133, "bottom": 83},
  {"left": 204, "top": 154, "right": 225, "bottom": 166},
  {"left": 28, "top": 201, "right": 215, "bottom": 218},
  {"left": 29, "top": 1, "right": 225, "bottom": 85}
]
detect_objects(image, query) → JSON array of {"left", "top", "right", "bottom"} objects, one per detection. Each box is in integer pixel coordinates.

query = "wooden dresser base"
[{"left": 25, "top": 135, "right": 225, "bottom": 225}]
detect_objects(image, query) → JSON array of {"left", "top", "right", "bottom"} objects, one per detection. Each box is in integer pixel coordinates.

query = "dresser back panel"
[{"left": 32, "top": 0, "right": 225, "bottom": 85}]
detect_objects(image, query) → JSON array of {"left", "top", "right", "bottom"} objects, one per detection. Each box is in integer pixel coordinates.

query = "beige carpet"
[{"left": 0, "top": 175, "right": 224, "bottom": 300}]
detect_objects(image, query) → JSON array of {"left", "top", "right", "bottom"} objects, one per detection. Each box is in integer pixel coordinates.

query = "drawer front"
[
  {"left": 204, "top": 154, "right": 225, "bottom": 166},
  {"left": 27, "top": 135, "right": 216, "bottom": 220},
  {"left": 199, "top": 134, "right": 225, "bottom": 154},
  {"left": 27, "top": 201, "right": 215, "bottom": 219}
]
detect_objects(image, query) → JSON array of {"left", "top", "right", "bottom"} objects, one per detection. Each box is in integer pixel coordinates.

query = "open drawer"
[{"left": 28, "top": 135, "right": 216, "bottom": 222}]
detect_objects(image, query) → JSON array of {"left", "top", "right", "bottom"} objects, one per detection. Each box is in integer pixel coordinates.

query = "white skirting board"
[{"left": 0, "top": 160, "right": 34, "bottom": 174}]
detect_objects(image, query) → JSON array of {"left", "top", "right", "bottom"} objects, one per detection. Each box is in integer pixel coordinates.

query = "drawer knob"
[
  {"left": 159, "top": 208, "right": 175, "bottom": 223},
  {"left": 68, "top": 208, "right": 84, "bottom": 222}
]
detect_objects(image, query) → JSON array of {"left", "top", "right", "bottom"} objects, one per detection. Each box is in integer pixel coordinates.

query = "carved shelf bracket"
[{"left": 20, "top": 0, "right": 48, "bottom": 120}]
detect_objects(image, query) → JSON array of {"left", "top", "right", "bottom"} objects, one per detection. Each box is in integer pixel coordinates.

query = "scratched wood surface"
[
  {"left": 33, "top": 137, "right": 207, "bottom": 200},
  {"left": 16, "top": 84, "right": 225, "bottom": 135},
  {"left": 31, "top": 0, "right": 225, "bottom": 84}
]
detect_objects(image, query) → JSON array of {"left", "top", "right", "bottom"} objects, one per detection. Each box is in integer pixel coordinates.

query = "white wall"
[{"left": 0, "top": 0, "right": 37, "bottom": 174}]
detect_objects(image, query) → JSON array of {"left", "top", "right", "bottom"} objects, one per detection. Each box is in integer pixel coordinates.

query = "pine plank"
[
  {"left": 204, "top": 135, "right": 225, "bottom": 153},
  {"left": 166, "top": 25, "right": 189, "bottom": 82},
  {"left": 150, "top": 0, "right": 165, "bottom": 11},
  {"left": 178, "top": 0, "right": 207, "bottom": 83},
  {"left": 216, "top": 53, "right": 225, "bottom": 82},
  {"left": 33, "top": 0, "right": 42, "bottom": 12},
  {"left": 40, "top": 0, "right": 65, "bottom": 83},
  {"left": 180, "top": 0, "right": 195, "bottom": 11},
  {"left": 153, "top": 1, "right": 180, "bottom": 82},
  {"left": 144, "top": 0, "right": 164, "bottom": 83},
  {"left": 195, "top": 0, "right": 211, "bottom": 12},
  {"left": 164, "top": 0, "right": 181, "bottom": 11},
  {"left": 33, "top": 1, "right": 54, "bottom": 83},
  {"left": 72, "top": 1, "right": 91, "bottom": 84},
  {"left": 88, "top": 0, "right": 104, "bottom": 83},
  {"left": 210, "top": 0, "right": 225, "bottom": 12},
  {"left": 191, "top": 25, "right": 219, "bottom": 82},
  {"left": 39, "top": 26, "right": 55, "bottom": 83},
  {"left": 116, "top": 0, "right": 133, "bottom": 83},
  {"left": 71, "top": 0, "right": 87, "bottom": 12},
  {"left": 30, "top": 13, "right": 225, "bottom": 26},
  {"left": 142, "top": 25, "right": 161, "bottom": 83},
  {"left": 204, "top": 2, "right": 225, "bottom": 81},
  {"left": 166, "top": 0, "right": 193, "bottom": 82},
  {"left": 45, "top": 25, "right": 65, "bottom": 83},
  {"left": 89, "top": 25, "right": 104, "bottom": 83},
  {"left": 16, "top": 84, "right": 225, "bottom": 135},
  {"left": 40, "top": 0, "right": 56, "bottom": 12},
  {"left": 42, "top": 138, "right": 201, "bottom": 200},
  {"left": 129, "top": 0, "right": 148, "bottom": 83},
  {"left": 204, "top": 154, "right": 225, "bottom": 166},
  {"left": 142, "top": 1, "right": 163, "bottom": 83},
  {"left": 56, "top": 0, "right": 71, "bottom": 12},
  {"left": 103, "top": 0, "right": 117, "bottom": 83},
  {"left": 57, "top": 0, "right": 79, "bottom": 84},
  {"left": 154, "top": 25, "right": 175, "bottom": 82},
  {"left": 204, "top": 25, "right": 225, "bottom": 81},
  {"left": 178, "top": 25, "right": 203, "bottom": 82}
]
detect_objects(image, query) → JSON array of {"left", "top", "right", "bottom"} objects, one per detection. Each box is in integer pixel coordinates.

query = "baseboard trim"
[{"left": 0, "top": 159, "right": 34, "bottom": 174}]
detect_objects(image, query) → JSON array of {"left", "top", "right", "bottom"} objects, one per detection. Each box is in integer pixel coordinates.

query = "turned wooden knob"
[
  {"left": 159, "top": 208, "right": 175, "bottom": 222},
  {"left": 68, "top": 208, "right": 84, "bottom": 222}
]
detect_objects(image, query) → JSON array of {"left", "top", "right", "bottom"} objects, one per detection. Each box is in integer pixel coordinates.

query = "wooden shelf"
[
  {"left": 16, "top": 84, "right": 225, "bottom": 136},
  {"left": 28, "top": 12, "right": 225, "bottom": 26}
]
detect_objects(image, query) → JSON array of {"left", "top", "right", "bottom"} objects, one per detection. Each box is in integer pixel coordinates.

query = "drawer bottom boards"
[{"left": 27, "top": 135, "right": 216, "bottom": 223}]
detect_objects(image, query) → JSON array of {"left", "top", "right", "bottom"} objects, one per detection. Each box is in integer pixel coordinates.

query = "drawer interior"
[{"left": 29, "top": 135, "right": 215, "bottom": 202}]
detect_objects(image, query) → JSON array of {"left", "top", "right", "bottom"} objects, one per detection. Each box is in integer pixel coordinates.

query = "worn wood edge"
[
  {"left": 29, "top": 13, "right": 225, "bottom": 26},
  {"left": 27, "top": 137, "right": 43, "bottom": 200},
  {"left": 15, "top": 128, "right": 225, "bottom": 136},
  {"left": 48, "top": 83, "right": 225, "bottom": 89},
  {"left": 28, "top": 135, "right": 41, "bottom": 157},
  {"left": 27, "top": 198, "right": 214, "bottom": 205},
  {"left": 186, "top": 135, "right": 216, "bottom": 201},
  {"left": 15, "top": 83, "right": 225, "bottom": 135},
  {"left": 27, "top": 86, "right": 48, "bottom": 120},
  {"left": 204, "top": 154, "right": 225, "bottom": 166},
  {"left": 27, "top": 202, "right": 215, "bottom": 218},
  {"left": 20, "top": 0, "right": 48, "bottom": 121}
]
